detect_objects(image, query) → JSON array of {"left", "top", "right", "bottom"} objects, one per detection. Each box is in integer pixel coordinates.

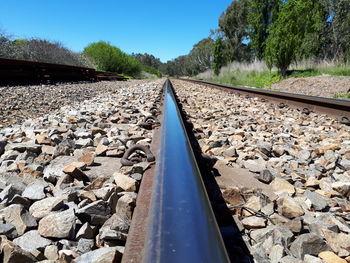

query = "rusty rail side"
[
  {"left": 0, "top": 58, "right": 127, "bottom": 84},
  {"left": 178, "top": 78, "right": 350, "bottom": 122}
]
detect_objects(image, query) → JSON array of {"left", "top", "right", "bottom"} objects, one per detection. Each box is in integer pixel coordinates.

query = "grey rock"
[
  {"left": 22, "top": 182, "right": 46, "bottom": 201},
  {"left": 223, "top": 146, "right": 238, "bottom": 157},
  {"left": 7, "top": 142, "right": 42, "bottom": 154},
  {"left": 29, "top": 196, "right": 65, "bottom": 220},
  {"left": 53, "top": 144, "right": 70, "bottom": 157},
  {"left": 3, "top": 204, "right": 37, "bottom": 235},
  {"left": 250, "top": 224, "right": 294, "bottom": 247},
  {"left": 257, "top": 169, "right": 275, "bottom": 184},
  {"left": 99, "top": 213, "right": 130, "bottom": 242},
  {"left": 277, "top": 196, "right": 304, "bottom": 219},
  {"left": 130, "top": 173, "right": 143, "bottom": 181},
  {"left": 8, "top": 194, "right": 31, "bottom": 209},
  {"left": 1, "top": 150, "right": 20, "bottom": 161},
  {"left": 44, "top": 245, "right": 59, "bottom": 260},
  {"left": 304, "top": 190, "right": 328, "bottom": 211},
  {"left": 269, "top": 244, "right": 284, "bottom": 263},
  {"left": 298, "top": 150, "right": 311, "bottom": 164},
  {"left": 13, "top": 230, "right": 52, "bottom": 251},
  {"left": 316, "top": 213, "right": 350, "bottom": 233},
  {"left": 283, "top": 218, "right": 302, "bottom": 233},
  {"left": 74, "top": 246, "right": 123, "bottom": 263},
  {"left": 340, "top": 158, "right": 350, "bottom": 170},
  {"left": 76, "top": 200, "right": 111, "bottom": 225},
  {"left": 0, "top": 238, "right": 37, "bottom": 263},
  {"left": 280, "top": 256, "right": 302, "bottom": 263},
  {"left": 244, "top": 159, "right": 266, "bottom": 173},
  {"left": 0, "top": 223, "right": 18, "bottom": 239},
  {"left": 0, "top": 185, "right": 18, "bottom": 205},
  {"left": 0, "top": 140, "right": 7, "bottom": 156},
  {"left": 116, "top": 193, "right": 136, "bottom": 221},
  {"left": 92, "top": 187, "right": 114, "bottom": 201},
  {"left": 76, "top": 238, "right": 95, "bottom": 254},
  {"left": 257, "top": 142, "right": 272, "bottom": 156},
  {"left": 76, "top": 222, "right": 95, "bottom": 239},
  {"left": 241, "top": 216, "right": 266, "bottom": 229},
  {"left": 304, "top": 254, "right": 324, "bottom": 263},
  {"left": 290, "top": 233, "right": 329, "bottom": 259},
  {"left": 75, "top": 138, "right": 93, "bottom": 148},
  {"left": 38, "top": 209, "right": 76, "bottom": 239}
]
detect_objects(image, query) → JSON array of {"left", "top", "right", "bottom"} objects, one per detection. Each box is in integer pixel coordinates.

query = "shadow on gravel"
[{"left": 174, "top": 94, "right": 254, "bottom": 263}]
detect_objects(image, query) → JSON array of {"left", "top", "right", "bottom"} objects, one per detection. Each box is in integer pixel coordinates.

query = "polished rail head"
[{"left": 142, "top": 79, "right": 229, "bottom": 263}]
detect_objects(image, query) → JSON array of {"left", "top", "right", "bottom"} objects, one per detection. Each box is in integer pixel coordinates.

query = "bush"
[
  {"left": 83, "top": 41, "right": 141, "bottom": 76},
  {"left": 142, "top": 65, "right": 162, "bottom": 77},
  {"left": 0, "top": 31, "right": 94, "bottom": 68}
]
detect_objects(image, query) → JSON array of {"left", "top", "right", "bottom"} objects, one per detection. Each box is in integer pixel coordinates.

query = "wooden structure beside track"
[{"left": 0, "top": 58, "right": 127, "bottom": 84}]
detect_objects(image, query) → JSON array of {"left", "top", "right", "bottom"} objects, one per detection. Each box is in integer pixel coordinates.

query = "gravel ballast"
[{"left": 172, "top": 79, "right": 350, "bottom": 263}]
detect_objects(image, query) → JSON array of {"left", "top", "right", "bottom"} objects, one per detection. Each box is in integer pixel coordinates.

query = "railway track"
[
  {"left": 123, "top": 79, "right": 350, "bottom": 262},
  {"left": 0, "top": 77, "right": 349, "bottom": 262},
  {"left": 0, "top": 58, "right": 127, "bottom": 84}
]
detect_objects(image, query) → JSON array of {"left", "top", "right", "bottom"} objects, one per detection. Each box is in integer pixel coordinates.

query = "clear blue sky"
[{"left": 0, "top": 0, "right": 232, "bottom": 62}]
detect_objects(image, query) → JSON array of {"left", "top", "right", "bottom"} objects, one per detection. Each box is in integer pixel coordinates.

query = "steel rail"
[
  {"left": 142, "top": 79, "right": 229, "bottom": 263},
  {"left": 179, "top": 78, "right": 350, "bottom": 121}
]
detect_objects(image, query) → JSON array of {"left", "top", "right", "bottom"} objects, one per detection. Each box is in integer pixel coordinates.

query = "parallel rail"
[
  {"left": 179, "top": 79, "right": 350, "bottom": 122},
  {"left": 0, "top": 58, "right": 127, "bottom": 84}
]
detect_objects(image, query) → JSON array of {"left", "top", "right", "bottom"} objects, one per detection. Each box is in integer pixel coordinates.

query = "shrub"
[{"left": 83, "top": 41, "right": 141, "bottom": 76}]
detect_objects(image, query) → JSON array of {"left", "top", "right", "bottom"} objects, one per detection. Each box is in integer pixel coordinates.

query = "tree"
[
  {"left": 248, "top": 0, "right": 280, "bottom": 60},
  {"left": 213, "top": 38, "right": 223, "bottom": 75},
  {"left": 264, "top": 0, "right": 324, "bottom": 76},
  {"left": 131, "top": 53, "right": 162, "bottom": 70},
  {"left": 319, "top": 0, "right": 350, "bottom": 61},
  {"left": 218, "top": 0, "right": 251, "bottom": 62},
  {"left": 185, "top": 38, "right": 215, "bottom": 75}
]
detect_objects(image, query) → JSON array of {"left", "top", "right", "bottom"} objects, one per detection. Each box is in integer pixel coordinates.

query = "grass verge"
[{"left": 197, "top": 63, "right": 350, "bottom": 89}]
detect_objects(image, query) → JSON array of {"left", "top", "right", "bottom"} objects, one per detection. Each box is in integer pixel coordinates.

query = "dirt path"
[{"left": 270, "top": 75, "right": 350, "bottom": 98}]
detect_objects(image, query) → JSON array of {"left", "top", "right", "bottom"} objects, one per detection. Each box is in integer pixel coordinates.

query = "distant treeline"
[
  {"left": 0, "top": 35, "right": 94, "bottom": 68},
  {"left": 0, "top": 32, "right": 162, "bottom": 77},
  {"left": 162, "top": 0, "right": 350, "bottom": 77}
]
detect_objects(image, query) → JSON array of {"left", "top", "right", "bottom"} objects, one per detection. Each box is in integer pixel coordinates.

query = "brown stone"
[
  {"left": 0, "top": 238, "right": 36, "bottom": 263},
  {"left": 319, "top": 251, "right": 346, "bottom": 263},
  {"left": 222, "top": 188, "right": 244, "bottom": 206},
  {"left": 69, "top": 161, "right": 87, "bottom": 170},
  {"left": 35, "top": 134, "right": 52, "bottom": 145},
  {"left": 42, "top": 145, "right": 56, "bottom": 155},
  {"left": 78, "top": 153, "right": 95, "bottom": 166},
  {"left": 63, "top": 165, "right": 89, "bottom": 181},
  {"left": 106, "top": 149, "right": 124, "bottom": 157},
  {"left": 79, "top": 191, "right": 97, "bottom": 202},
  {"left": 84, "top": 177, "right": 108, "bottom": 191},
  {"left": 95, "top": 144, "right": 108, "bottom": 156}
]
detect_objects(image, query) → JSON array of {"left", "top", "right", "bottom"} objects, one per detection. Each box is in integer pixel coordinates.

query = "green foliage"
[
  {"left": 0, "top": 33, "right": 93, "bottom": 68},
  {"left": 206, "top": 69, "right": 280, "bottom": 88},
  {"left": 333, "top": 93, "right": 350, "bottom": 99},
  {"left": 201, "top": 63, "right": 350, "bottom": 90},
  {"left": 142, "top": 65, "right": 162, "bottom": 77},
  {"left": 163, "top": 38, "right": 214, "bottom": 76},
  {"left": 264, "top": 0, "right": 324, "bottom": 76},
  {"left": 132, "top": 53, "right": 162, "bottom": 70},
  {"left": 218, "top": 0, "right": 251, "bottom": 62},
  {"left": 319, "top": 0, "right": 350, "bottom": 61},
  {"left": 248, "top": 0, "right": 280, "bottom": 60},
  {"left": 213, "top": 38, "right": 223, "bottom": 76},
  {"left": 83, "top": 41, "right": 141, "bottom": 76}
]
